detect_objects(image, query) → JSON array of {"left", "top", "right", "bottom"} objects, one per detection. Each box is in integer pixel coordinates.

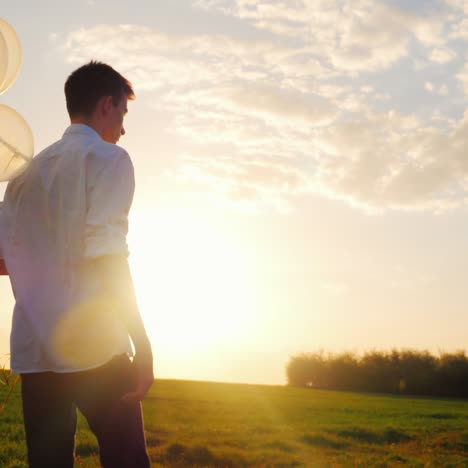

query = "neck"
[{"left": 70, "top": 116, "right": 103, "bottom": 139}]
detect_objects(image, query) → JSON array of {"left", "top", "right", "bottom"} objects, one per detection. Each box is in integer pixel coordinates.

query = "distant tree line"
[{"left": 286, "top": 350, "right": 468, "bottom": 398}]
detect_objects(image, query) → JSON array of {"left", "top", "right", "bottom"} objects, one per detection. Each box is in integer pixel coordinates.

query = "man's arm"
[
  {"left": 85, "top": 149, "right": 152, "bottom": 400},
  {"left": 93, "top": 254, "right": 154, "bottom": 402}
]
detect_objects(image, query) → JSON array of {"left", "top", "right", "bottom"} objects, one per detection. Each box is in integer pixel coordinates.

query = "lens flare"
[{"left": 52, "top": 295, "right": 125, "bottom": 369}]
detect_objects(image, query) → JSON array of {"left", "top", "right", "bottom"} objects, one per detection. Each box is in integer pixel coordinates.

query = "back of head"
[{"left": 64, "top": 61, "right": 135, "bottom": 118}]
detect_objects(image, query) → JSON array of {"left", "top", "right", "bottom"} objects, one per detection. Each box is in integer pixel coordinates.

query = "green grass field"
[{"left": 2, "top": 378, "right": 468, "bottom": 467}]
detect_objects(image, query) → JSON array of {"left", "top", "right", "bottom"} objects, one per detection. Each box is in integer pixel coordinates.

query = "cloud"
[
  {"left": 171, "top": 153, "right": 310, "bottom": 212},
  {"left": 456, "top": 63, "right": 468, "bottom": 94},
  {"left": 216, "top": 83, "right": 337, "bottom": 127},
  {"left": 62, "top": 24, "right": 337, "bottom": 210},
  {"left": 443, "top": 0, "right": 468, "bottom": 42},
  {"left": 313, "top": 109, "right": 468, "bottom": 212},
  {"left": 425, "top": 81, "right": 449, "bottom": 95},
  {"left": 428, "top": 47, "right": 457, "bottom": 63},
  {"left": 194, "top": 0, "right": 449, "bottom": 73},
  {"left": 63, "top": 24, "right": 335, "bottom": 92},
  {"left": 60, "top": 7, "right": 468, "bottom": 213}
]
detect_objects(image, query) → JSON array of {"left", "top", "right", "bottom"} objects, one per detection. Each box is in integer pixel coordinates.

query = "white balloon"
[
  {"left": 0, "top": 104, "right": 33, "bottom": 182},
  {"left": 0, "top": 18, "right": 22, "bottom": 95},
  {"left": 0, "top": 30, "right": 7, "bottom": 93}
]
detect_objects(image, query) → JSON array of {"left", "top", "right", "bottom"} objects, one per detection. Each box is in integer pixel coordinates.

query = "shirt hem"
[{"left": 11, "top": 350, "right": 133, "bottom": 374}]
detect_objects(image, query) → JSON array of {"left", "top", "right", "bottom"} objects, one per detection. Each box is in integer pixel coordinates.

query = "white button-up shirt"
[{"left": 0, "top": 124, "right": 134, "bottom": 373}]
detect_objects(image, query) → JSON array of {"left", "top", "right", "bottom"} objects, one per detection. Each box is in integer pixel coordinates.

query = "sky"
[{"left": 1, "top": 0, "right": 468, "bottom": 385}]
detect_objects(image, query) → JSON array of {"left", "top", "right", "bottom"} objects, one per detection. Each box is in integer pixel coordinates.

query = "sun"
[{"left": 128, "top": 208, "right": 257, "bottom": 354}]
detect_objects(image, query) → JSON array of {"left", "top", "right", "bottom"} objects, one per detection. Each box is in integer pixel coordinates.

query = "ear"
[{"left": 97, "top": 95, "right": 114, "bottom": 116}]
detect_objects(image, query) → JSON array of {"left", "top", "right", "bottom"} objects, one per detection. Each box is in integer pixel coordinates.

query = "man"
[{"left": 0, "top": 61, "right": 153, "bottom": 467}]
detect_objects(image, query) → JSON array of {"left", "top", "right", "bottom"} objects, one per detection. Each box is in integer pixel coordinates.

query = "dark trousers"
[{"left": 21, "top": 354, "right": 151, "bottom": 468}]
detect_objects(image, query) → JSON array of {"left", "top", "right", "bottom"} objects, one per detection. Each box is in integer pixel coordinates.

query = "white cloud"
[
  {"left": 428, "top": 47, "right": 457, "bottom": 63},
  {"left": 449, "top": 17, "right": 468, "bottom": 39},
  {"left": 456, "top": 63, "right": 468, "bottom": 94},
  {"left": 60, "top": 12, "right": 468, "bottom": 213},
  {"left": 194, "top": 0, "right": 450, "bottom": 73},
  {"left": 219, "top": 83, "right": 337, "bottom": 127},
  {"left": 63, "top": 24, "right": 336, "bottom": 93},
  {"left": 168, "top": 153, "right": 310, "bottom": 212},
  {"left": 425, "top": 82, "right": 435, "bottom": 92},
  {"left": 313, "top": 109, "right": 468, "bottom": 211},
  {"left": 425, "top": 81, "right": 449, "bottom": 95}
]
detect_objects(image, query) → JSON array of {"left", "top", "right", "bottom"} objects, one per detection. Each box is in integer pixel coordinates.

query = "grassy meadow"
[{"left": 2, "top": 378, "right": 468, "bottom": 467}]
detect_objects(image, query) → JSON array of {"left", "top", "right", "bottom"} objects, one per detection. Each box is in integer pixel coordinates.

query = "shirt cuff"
[{"left": 84, "top": 224, "right": 129, "bottom": 258}]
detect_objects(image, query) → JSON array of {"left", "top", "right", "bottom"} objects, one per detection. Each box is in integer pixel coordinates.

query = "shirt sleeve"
[{"left": 84, "top": 150, "right": 135, "bottom": 259}]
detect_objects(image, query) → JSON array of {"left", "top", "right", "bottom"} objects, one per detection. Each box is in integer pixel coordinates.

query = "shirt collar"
[{"left": 63, "top": 124, "right": 102, "bottom": 140}]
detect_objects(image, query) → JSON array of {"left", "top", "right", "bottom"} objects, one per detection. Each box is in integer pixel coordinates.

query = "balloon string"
[{"left": 0, "top": 135, "right": 29, "bottom": 172}]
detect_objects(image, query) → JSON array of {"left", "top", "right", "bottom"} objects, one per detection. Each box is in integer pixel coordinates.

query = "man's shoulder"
[
  {"left": 86, "top": 141, "right": 132, "bottom": 175},
  {"left": 33, "top": 138, "right": 63, "bottom": 160},
  {"left": 28, "top": 127, "right": 133, "bottom": 180},
  {"left": 88, "top": 140, "right": 130, "bottom": 162},
  {"left": 59, "top": 127, "right": 133, "bottom": 173},
  {"left": 39, "top": 126, "right": 130, "bottom": 163}
]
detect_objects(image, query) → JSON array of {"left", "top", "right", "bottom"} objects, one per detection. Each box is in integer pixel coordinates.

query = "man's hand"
[
  {"left": 0, "top": 259, "right": 7, "bottom": 275},
  {"left": 121, "top": 351, "right": 154, "bottom": 403}
]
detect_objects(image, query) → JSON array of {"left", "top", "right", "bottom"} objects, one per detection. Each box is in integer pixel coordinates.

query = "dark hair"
[{"left": 64, "top": 61, "right": 135, "bottom": 117}]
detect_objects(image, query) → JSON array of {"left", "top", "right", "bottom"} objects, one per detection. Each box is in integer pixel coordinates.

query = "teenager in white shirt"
[{"left": 0, "top": 61, "right": 153, "bottom": 467}]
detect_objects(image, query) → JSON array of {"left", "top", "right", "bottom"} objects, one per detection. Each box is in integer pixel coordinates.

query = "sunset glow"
[
  {"left": 129, "top": 209, "right": 258, "bottom": 352},
  {"left": 2, "top": 1, "right": 468, "bottom": 385}
]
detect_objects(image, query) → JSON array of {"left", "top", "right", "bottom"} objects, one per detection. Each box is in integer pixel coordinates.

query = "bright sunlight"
[{"left": 128, "top": 208, "right": 258, "bottom": 355}]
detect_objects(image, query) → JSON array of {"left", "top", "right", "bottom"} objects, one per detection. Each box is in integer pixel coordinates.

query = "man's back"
[
  {"left": 3, "top": 61, "right": 153, "bottom": 468},
  {"left": 1, "top": 124, "right": 134, "bottom": 373}
]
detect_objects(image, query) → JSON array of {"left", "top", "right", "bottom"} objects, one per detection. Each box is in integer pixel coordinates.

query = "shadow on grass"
[
  {"left": 75, "top": 442, "right": 99, "bottom": 458},
  {"left": 331, "top": 427, "right": 413, "bottom": 444},
  {"left": 426, "top": 413, "right": 460, "bottom": 420},
  {"left": 431, "top": 432, "right": 468, "bottom": 451},
  {"left": 387, "top": 454, "right": 407, "bottom": 464},
  {"left": 145, "top": 428, "right": 169, "bottom": 448},
  {"left": 158, "top": 443, "right": 247, "bottom": 467},
  {"left": 300, "top": 434, "right": 349, "bottom": 449},
  {"left": 262, "top": 440, "right": 297, "bottom": 453}
]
